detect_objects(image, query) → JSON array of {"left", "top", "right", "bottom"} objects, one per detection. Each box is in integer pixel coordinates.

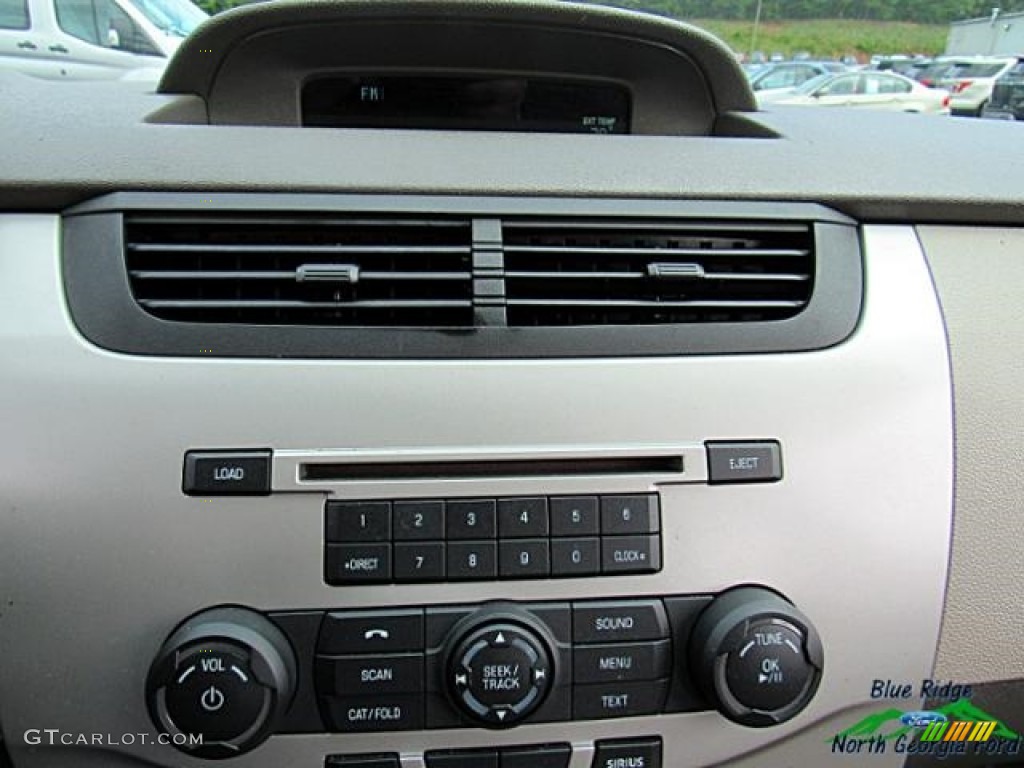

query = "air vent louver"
[
  {"left": 124, "top": 215, "right": 474, "bottom": 326},
  {"left": 503, "top": 220, "right": 814, "bottom": 326}
]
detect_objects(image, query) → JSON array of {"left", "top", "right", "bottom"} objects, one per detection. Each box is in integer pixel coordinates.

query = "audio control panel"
[{"left": 145, "top": 588, "right": 823, "bottom": 758}]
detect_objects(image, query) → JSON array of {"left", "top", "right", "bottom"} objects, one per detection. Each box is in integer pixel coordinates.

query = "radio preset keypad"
[{"left": 324, "top": 495, "right": 661, "bottom": 586}]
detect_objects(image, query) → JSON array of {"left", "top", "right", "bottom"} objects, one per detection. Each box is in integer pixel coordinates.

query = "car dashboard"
[{"left": 0, "top": 2, "right": 1022, "bottom": 768}]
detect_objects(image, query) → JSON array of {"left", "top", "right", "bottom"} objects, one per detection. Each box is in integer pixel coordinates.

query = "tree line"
[{"left": 582, "top": 0, "right": 1024, "bottom": 25}]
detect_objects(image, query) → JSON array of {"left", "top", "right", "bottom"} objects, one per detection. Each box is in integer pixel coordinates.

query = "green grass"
[{"left": 689, "top": 19, "right": 949, "bottom": 59}]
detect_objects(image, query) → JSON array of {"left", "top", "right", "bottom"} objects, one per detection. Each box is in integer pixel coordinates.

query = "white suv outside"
[
  {"left": 931, "top": 56, "right": 1016, "bottom": 116},
  {"left": 0, "top": 0, "right": 206, "bottom": 80}
]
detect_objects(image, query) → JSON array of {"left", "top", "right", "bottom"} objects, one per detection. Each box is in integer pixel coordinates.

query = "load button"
[{"left": 183, "top": 450, "right": 272, "bottom": 496}]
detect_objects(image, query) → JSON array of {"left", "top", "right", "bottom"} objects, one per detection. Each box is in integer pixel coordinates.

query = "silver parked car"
[
  {"left": 747, "top": 60, "right": 847, "bottom": 94},
  {"left": 761, "top": 71, "right": 951, "bottom": 115}
]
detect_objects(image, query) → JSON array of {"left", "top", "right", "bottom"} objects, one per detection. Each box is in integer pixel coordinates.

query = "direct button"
[
  {"left": 706, "top": 441, "right": 783, "bottom": 484},
  {"left": 572, "top": 600, "right": 670, "bottom": 644},
  {"left": 592, "top": 737, "right": 663, "bottom": 768},
  {"left": 325, "top": 543, "right": 391, "bottom": 585},
  {"left": 182, "top": 450, "right": 271, "bottom": 496}
]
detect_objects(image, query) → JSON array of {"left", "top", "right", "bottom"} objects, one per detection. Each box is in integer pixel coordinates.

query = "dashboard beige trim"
[{"left": 920, "top": 225, "right": 1024, "bottom": 685}]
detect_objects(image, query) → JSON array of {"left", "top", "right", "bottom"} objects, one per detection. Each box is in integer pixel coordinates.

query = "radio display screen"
[{"left": 302, "top": 75, "right": 631, "bottom": 134}]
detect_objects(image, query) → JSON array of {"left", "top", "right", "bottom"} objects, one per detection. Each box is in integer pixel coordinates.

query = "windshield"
[
  {"left": 955, "top": 61, "right": 1010, "bottom": 78},
  {"left": 124, "top": 0, "right": 207, "bottom": 36}
]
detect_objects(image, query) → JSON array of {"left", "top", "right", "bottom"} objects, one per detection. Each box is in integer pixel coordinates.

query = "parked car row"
[
  {"left": 750, "top": 54, "right": 1022, "bottom": 118},
  {"left": 872, "top": 55, "right": 1022, "bottom": 117},
  {"left": 0, "top": 0, "right": 206, "bottom": 80}
]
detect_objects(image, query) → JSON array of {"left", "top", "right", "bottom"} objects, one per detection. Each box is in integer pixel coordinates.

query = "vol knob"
[
  {"left": 689, "top": 587, "right": 823, "bottom": 727},
  {"left": 146, "top": 606, "right": 296, "bottom": 759}
]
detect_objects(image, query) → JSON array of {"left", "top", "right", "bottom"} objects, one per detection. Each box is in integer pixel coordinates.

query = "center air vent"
[
  {"left": 64, "top": 196, "right": 860, "bottom": 358},
  {"left": 124, "top": 215, "right": 473, "bottom": 326},
  {"left": 503, "top": 220, "right": 814, "bottom": 326}
]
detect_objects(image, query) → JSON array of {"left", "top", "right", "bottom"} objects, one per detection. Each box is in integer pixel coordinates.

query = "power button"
[{"left": 200, "top": 686, "right": 226, "bottom": 712}]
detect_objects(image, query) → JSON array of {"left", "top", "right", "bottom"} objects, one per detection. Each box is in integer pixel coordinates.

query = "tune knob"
[
  {"left": 689, "top": 587, "right": 823, "bottom": 727},
  {"left": 146, "top": 606, "right": 296, "bottom": 759},
  {"left": 445, "top": 608, "right": 555, "bottom": 728}
]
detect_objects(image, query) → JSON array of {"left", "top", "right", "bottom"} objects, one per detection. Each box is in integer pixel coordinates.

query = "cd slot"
[{"left": 301, "top": 455, "right": 683, "bottom": 482}]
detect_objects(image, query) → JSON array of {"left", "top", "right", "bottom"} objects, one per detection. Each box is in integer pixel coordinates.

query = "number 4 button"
[{"left": 497, "top": 498, "right": 549, "bottom": 538}]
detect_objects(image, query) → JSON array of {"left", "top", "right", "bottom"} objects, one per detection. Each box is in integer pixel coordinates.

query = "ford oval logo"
[{"left": 901, "top": 711, "right": 948, "bottom": 728}]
